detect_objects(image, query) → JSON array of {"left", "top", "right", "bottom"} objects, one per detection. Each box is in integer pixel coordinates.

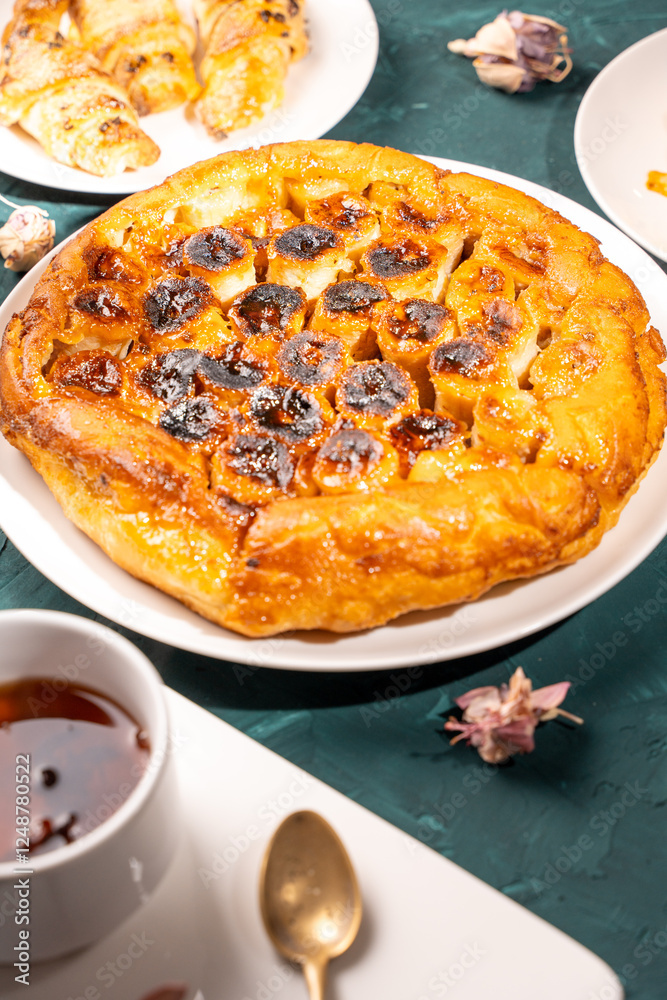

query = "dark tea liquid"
[{"left": 0, "top": 678, "right": 151, "bottom": 862}]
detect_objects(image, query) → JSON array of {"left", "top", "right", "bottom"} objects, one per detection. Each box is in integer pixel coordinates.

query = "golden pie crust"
[{"left": 1, "top": 140, "right": 665, "bottom": 636}]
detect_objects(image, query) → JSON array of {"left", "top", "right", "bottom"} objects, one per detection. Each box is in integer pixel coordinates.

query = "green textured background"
[{"left": 1, "top": 1, "right": 667, "bottom": 996}]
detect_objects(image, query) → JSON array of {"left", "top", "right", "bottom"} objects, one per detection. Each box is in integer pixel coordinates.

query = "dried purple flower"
[
  {"left": 448, "top": 10, "right": 572, "bottom": 94},
  {"left": 444, "top": 667, "right": 583, "bottom": 763}
]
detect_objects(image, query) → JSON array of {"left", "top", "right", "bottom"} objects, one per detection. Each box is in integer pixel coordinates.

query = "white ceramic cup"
[{"left": 0, "top": 609, "right": 179, "bottom": 963}]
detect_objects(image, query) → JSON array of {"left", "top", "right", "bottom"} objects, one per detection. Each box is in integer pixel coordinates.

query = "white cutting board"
[{"left": 0, "top": 688, "right": 622, "bottom": 999}]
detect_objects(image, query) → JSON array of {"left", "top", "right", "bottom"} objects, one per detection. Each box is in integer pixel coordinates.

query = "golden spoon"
[{"left": 259, "top": 810, "right": 362, "bottom": 1000}]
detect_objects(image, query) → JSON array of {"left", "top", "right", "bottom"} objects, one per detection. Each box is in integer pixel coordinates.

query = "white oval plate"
[
  {"left": 574, "top": 27, "right": 667, "bottom": 262},
  {"left": 0, "top": 0, "right": 378, "bottom": 195},
  {"left": 1, "top": 157, "right": 666, "bottom": 670}
]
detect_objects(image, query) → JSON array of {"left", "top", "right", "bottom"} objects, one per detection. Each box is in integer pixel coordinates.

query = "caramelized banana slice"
[
  {"left": 312, "top": 422, "right": 401, "bottom": 494},
  {"left": 336, "top": 360, "right": 419, "bottom": 430},
  {"left": 244, "top": 383, "right": 334, "bottom": 454},
  {"left": 0, "top": 0, "right": 160, "bottom": 177},
  {"left": 429, "top": 337, "right": 514, "bottom": 425},
  {"left": 135, "top": 347, "right": 201, "bottom": 405},
  {"left": 182, "top": 227, "right": 256, "bottom": 307},
  {"left": 212, "top": 431, "right": 297, "bottom": 503},
  {"left": 83, "top": 243, "right": 147, "bottom": 286},
  {"left": 266, "top": 224, "right": 353, "bottom": 302},
  {"left": 229, "top": 283, "right": 307, "bottom": 340},
  {"left": 143, "top": 275, "right": 213, "bottom": 333},
  {"left": 50, "top": 349, "right": 123, "bottom": 398},
  {"left": 70, "top": 0, "right": 200, "bottom": 115},
  {"left": 286, "top": 175, "right": 349, "bottom": 215},
  {"left": 158, "top": 394, "right": 224, "bottom": 445},
  {"left": 197, "top": 341, "right": 268, "bottom": 407},
  {"left": 139, "top": 275, "right": 237, "bottom": 355},
  {"left": 118, "top": 219, "right": 195, "bottom": 279},
  {"left": 309, "top": 279, "right": 388, "bottom": 359},
  {"left": 446, "top": 257, "right": 541, "bottom": 383},
  {"left": 372, "top": 299, "right": 457, "bottom": 407},
  {"left": 471, "top": 386, "right": 550, "bottom": 463},
  {"left": 360, "top": 236, "right": 451, "bottom": 301},
  {"left": 304, "top": 193, "right": 381, "bottom": 261},
  {"left": 228, "top": 207, "right": 300, "bottom": 272},
  {"left": 390, "top": 409, "right": 467, "bottom": 476},
  {"left": 277, "top": 330, "right": 348, "bottom": 400},
  {"left": 65, "top": 284, "right": 140, "bottom": 343},
  {"left": 445, "top": 259, "right": 514, "bottom": 333},
  {"left": 384, "top": 196, "right": 465, "bottom": 248},
  {"left": 368, "top": 184, "right": 465, "bottom": 277}
]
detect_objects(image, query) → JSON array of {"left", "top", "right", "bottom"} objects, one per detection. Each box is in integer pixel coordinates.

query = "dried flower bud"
[
  {"left": 444, "top": 667, "right": 582, "bottom": 763},
  {"left": 0, "top": 205, "right": 56, "bottom": 272},
  {"left": 448, "top": 10, "right": 572, "bottom": 94}
]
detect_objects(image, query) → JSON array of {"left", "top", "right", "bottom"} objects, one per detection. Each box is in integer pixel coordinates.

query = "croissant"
[
  {"left": 0, "top": 0, "right": 160, "bottom": 176},
  {"left": 193, "top": 0, "right": 308, "bottom": 137},
  {"left": 70, "top": 0, "right": 200, "bottom": 116}
]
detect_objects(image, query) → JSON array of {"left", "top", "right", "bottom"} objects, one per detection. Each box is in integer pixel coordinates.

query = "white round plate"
[
  {"left": 0, "top": 0, "right": 378, "bottom": 195},
  {"left": 574, "top": 27, "right": 667, "bottom": 262},
  {"left": 1, "top": 157, "right": 666, "bottom": 670}
]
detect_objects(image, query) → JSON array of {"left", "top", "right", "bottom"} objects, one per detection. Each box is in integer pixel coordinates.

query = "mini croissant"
[
  {"left": 193, "top": 0, "right": 308, "bottom": 137},
  {"left": 0, "top": 0, "right": 160, "bottom": 176},
  {"left": 70, "top": 0, "right": 200, "bottom": 115}
]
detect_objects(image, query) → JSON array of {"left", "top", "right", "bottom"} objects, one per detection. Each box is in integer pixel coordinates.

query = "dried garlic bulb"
[
  {"left": 449, "top": 11, "right": 572, "bottom": 94},
  {"left": 0, "top": 197, "right": 55, "bottom": 272}
]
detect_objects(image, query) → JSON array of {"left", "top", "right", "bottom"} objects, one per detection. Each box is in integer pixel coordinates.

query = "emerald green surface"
[{"left": 1, "top": 2, "right": 667, "bottom": 996}]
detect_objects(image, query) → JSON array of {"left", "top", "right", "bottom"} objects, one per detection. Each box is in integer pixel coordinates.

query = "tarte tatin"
[{"left": 1, "top": 141, "right": 665, "bottom": 636}]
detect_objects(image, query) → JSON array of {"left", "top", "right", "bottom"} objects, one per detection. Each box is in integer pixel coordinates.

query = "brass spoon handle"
[{"left": 303, "top": 958, "right": 328, "bottom": 1000}]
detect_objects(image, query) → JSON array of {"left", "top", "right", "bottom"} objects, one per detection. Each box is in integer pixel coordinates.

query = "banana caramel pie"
[{"left": 0, "top": 141, "right": 665, "bottom": 636}]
